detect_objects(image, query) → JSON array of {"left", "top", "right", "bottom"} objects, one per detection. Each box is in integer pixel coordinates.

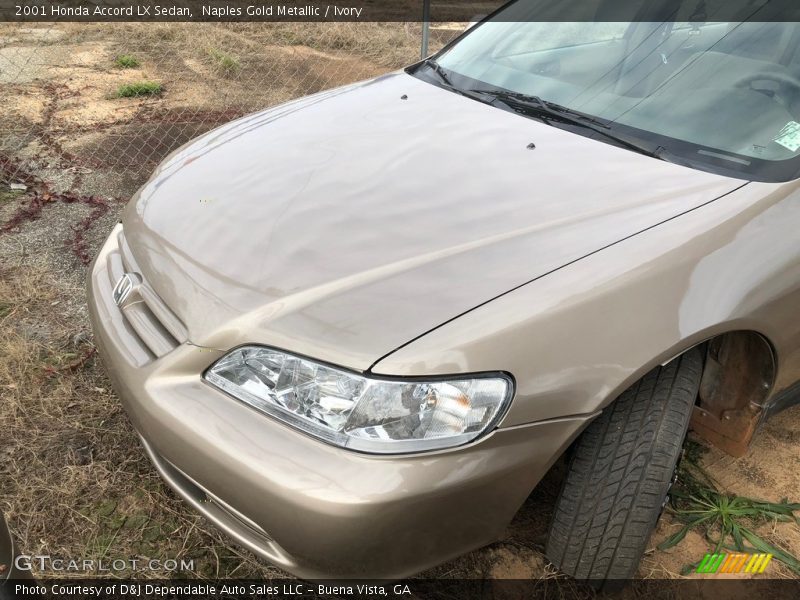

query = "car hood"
[{"left": 123, "top": 72, "right": 743, "bottom": 371}]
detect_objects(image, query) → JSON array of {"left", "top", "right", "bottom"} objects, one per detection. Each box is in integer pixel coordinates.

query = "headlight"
[{"left": 204, "top": 346, "right": 512, "bottom": 453}]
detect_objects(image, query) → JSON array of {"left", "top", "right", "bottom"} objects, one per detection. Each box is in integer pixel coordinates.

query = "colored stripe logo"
[{"left": 696, "top": 553, "right": 773, "bottom": 574}]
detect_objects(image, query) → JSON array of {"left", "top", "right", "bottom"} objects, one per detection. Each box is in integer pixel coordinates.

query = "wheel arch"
[{"left": 599, "top": 327, "right": 777, "bottom": 457}]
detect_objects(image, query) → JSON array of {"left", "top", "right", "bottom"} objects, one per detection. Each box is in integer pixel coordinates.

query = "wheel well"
[{"left": 688, "top": 331, "right": 776, "bottom": 457}]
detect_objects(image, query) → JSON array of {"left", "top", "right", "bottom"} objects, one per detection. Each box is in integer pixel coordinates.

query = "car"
[
  {"left": 1, "top": 512, "right": 13, "bottom": 588},
  {"left": 88, "top": 0, "right": 800, "bottom": 583},
  {"left": 0, "top": 510, "right": 33, "bottom": 592}
]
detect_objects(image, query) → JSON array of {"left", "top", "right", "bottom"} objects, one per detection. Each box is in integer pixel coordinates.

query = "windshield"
[{"left": 413, "top": 5, "right": 800, "bottom": 181}]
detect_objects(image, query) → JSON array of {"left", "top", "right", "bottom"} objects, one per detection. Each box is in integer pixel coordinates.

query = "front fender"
[{"left": 370, "top": 180, "right": 800, "bottom": 428}]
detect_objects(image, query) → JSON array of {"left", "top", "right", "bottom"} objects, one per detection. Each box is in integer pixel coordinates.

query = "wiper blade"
[
  {"left": 420, "top": 61, "right": 501, "bottom": 106},
  {"left": 473, "top": 89, "right": 661, "bottom": 158},
  {"left": 476, "top": 90, "right": 611, "bottom": 128},
  {"left": 419, "top": 68, "right": 664, "bottom": 160},
  {"left": 422, "top": 58, "right": 453, "bottom": 87}
]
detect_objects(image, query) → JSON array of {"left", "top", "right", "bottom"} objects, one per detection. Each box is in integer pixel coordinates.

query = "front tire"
[{"left": 545, "top": 348, "right": 703, "bottom": 581}]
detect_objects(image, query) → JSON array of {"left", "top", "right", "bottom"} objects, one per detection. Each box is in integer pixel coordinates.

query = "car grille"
[{"left": 105, "top": 229, "right": 187, "bottom": 364}]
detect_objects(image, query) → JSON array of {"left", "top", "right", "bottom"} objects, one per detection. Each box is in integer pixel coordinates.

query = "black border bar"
[
  {"left": 4, "top": 578, "right": 800, "bottom": 600},
  {"left": 2, "top": 1, "right": 800, "bottom": 23}
]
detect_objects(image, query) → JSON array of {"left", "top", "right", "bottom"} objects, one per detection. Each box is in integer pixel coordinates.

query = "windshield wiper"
[
  {"left": 476, "top": 90, "right": 611, "bottom": 128},
  {"left": 419, "top": 64, "right": 665, "bottom": 161},
  {"left": 420, "top": 60, "right": 507, "bottom": 105},
  {"left": 422, "top": 58, "right": 454, "bottom": 87},
  {"left": 472, "top": 89, "right": 662, "bottom": 159}
]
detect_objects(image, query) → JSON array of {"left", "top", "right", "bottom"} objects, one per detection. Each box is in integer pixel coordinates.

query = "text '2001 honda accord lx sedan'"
[{"left": 88, "top": 2, "right": 800, "bottom": 583}]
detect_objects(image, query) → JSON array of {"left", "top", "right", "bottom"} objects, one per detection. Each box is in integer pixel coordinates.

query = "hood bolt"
[{"left": 527, "top": 142, "right": 536, "bottom": 150}]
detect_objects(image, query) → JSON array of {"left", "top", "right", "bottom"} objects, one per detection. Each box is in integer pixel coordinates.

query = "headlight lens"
[{"left": 204, "top": 346, "right": 512, "bottom": 453}]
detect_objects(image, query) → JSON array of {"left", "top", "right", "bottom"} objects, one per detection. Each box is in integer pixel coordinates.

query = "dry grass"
[
  {"left": 0, "top": 265, "right": 282, "bottom": 578},
  {"left": 57, "top": 22, "right": 439, "bottom": 69},
  {"left": 206, "top": 48, "right": 241, "bottom": 75}
]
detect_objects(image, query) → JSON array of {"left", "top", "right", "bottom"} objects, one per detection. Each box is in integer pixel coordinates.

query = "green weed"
[
  {"left": 114, "top": 54, "right": 140, "bottom": 68},
  {"left": 115, "top": 81, "right": 162, "bottom": 98},
  {"left": 660, "top": 453, "right": 800, "bottom": 574}
]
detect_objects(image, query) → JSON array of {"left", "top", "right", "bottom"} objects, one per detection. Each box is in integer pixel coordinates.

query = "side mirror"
[{"left": 466, "top": 14, "right": 486, "bottom": 30}]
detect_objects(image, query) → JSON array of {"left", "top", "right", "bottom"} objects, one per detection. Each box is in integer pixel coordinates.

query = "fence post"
[{"left": 420, "top": 0, "right": 431, "bottom": 58}]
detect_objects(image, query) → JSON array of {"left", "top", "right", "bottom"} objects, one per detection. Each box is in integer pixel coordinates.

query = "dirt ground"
[{"left": 1, "top": 22, "right": 800, "bottom": 590}]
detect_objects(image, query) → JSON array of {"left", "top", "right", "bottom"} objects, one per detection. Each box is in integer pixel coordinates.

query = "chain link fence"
[{"left": 0, "top": 22, "right": 461, "bottom": 197}]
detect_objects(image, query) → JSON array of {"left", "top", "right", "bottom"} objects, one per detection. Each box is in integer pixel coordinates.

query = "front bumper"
[{"left": 87, "top": 224, "right": 591, "bottom": 579}]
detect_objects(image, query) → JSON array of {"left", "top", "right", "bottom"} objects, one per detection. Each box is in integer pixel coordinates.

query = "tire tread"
[{"left": 545, "top": 349, "right": 703, "bottom": 581}]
